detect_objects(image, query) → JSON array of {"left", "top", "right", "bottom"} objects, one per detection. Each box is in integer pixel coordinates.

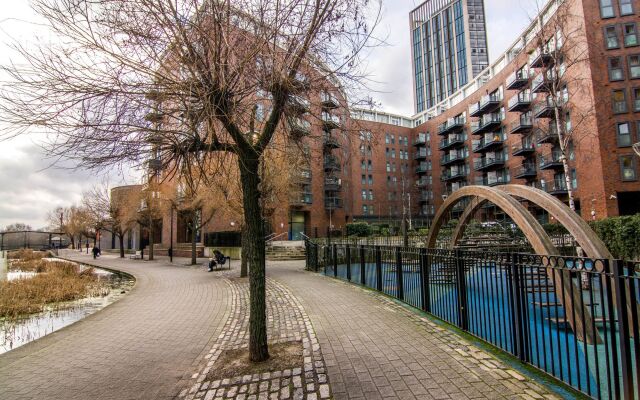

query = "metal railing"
[{"left": 305, "top": 242, "right": 640, "bottom": 399}]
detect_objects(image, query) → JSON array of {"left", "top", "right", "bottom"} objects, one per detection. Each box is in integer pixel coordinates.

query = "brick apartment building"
[{"left": 102, "top": 0, "right": 640, "bottom": 253}]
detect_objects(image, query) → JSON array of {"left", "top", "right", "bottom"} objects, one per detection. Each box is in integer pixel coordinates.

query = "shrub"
[
  {"left": 345, "top": 222, "right": 372, "bottom": 237},
  {"left": 543, "top": 223, "right": 569, "bottom": 236},
  {"left": 590, "top": 214, "right": 640, "bottom": 261}
]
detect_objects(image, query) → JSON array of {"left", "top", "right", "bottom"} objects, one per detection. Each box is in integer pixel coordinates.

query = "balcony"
[
  {"left": 478, "top": 92, "right": 503, "bottom": 114},
  {"left": 441, "top": 168, "right": 467, "bottom": 182},
  {"left": 323, "top": 134, "right": 340, "bottom": 149},
  {"left": 321, "top": 112, "right": 340, "bottom": 130},
  {"left": 539, "top": 152, "right": 564, "bottom": 170},
  {"left": 533, "top": 97, "right": 555, "bottom": 119},
  {"left": 544, "top": 179, "right": 569, "bottom": 195},
  {"left": 324, "top": 177, "right": 341, "bottom": 192},
  {"left": 475, "top": 173, "right": 509, "bottom": 187},
  {"left": 414, "top": 148, "right": 428, "bottom": 160},
  {"left": 416, "top": 178, "right": 430, "bottom": 188},
  {"left": 506, "top": 69, "right": 531, "bottom": 90},
  {"left": 418, "top": 191, "right": 431, "bottom": 203},
  {"left": 471, "top": 113, "right": 503, "bottom": 135},
  {"left": 507, "top": 90, "right": 531, "bottom": 112},
  {"left": 321, "top": 91, "right": 339, "bottom": 109},
  {"left": 531, "top": 70, "right": 556, "bottom": 93},
  {"left": 413, "top": 135, "right": 428, "bottom": 146},
  {"left": 534, "top": 127, "right": 559, "bottom": 144},
  {"left": 324, "top": 197, "right": 343, "bottom": 210},
  {"left": 323, "top": 155, "right": 340, "bottom": 171},
  {"left": 147, "top": 158, "right": 162, "bottom": 171},
  {"left": 441, "top": 151, "right": 466, "bottom": 166},
  {"left": 289, "top": 118, "right": 311, "bottom": 137},
  {"left": 511, "top": 140, "right": 535, "bottom": 156},
  {"left": 439, "top": 134, "right": 465, "bottom": 151},
  {"left": 294, "top": 169, "right": 312, "bottom": 183},
  {"left": 514, "top": 164, "right": 537, "bottom": 179},
  {"left": 415, "top": 163, "right": 430, "bottom": 174},
  {"left": 472, "top": 134, "right": 504, "bottom": 153},
  {"left": 438, "top": 116, "right": 465, "bottom": 135},
  {"left": 529, "top": 48, "right": 554, "bottom": 68},
  {"left": 509, "top": 115, "right": 533, "bottom": 134},
  {"left": 474, "top": 156, "right": 505, "bottom": 171},
  {"left": 292, "top": 72, "right": 310, "bottom": 89},
  {"left": 287, "top": 95, "right": 310, "bottom": 114},
  {"left": 291, "top": 192, "right": 313, "bottom": 206}
]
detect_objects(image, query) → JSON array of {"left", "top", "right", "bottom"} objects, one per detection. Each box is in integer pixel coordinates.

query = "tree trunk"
[
  {"left": 240, "top": 156, "right": 269, "bottom": 362},
  {"left": 191, "top": 218, "right": 197, "bottom": 265},
  {"left": 149, "top": 224, "right": 154, "bottom": 261},
  {"left": 552, "top": 103, "right": 576, "bottom": 211},
  {"left": 119, "top": 234, "right": 125, "bottom": 258},
  {"left": 240, "top": 226, "right": 248, "bottom": 277}
]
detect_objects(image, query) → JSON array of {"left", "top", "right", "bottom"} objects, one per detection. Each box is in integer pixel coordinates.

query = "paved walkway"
[
  {"left": 0, "top": 251, "right": 231, "bottom": 400},
  {"left": 0, "top": 252, "right": 562, "bottom": 400}
]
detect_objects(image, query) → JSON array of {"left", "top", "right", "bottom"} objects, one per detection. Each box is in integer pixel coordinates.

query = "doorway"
[{"left": 289, "top": 211, "right": 306, "bottom": 240}]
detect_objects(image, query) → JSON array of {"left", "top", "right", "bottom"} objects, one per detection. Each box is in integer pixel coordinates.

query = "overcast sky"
[{"left": 0, "top": 0, "right": 540, "bottom": 229}]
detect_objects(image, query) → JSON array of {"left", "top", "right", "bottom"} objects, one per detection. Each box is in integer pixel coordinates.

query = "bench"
[{"left": 130, "top": 251, "right": 142, "bottom": 260}]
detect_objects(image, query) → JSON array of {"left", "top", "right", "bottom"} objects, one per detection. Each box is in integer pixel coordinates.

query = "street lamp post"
[{"left": 170, "top": 206, "right": 174, "bottom": 263}]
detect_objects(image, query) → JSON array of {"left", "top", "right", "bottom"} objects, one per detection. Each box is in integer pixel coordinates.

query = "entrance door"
[{"left": 289, "top": 211, "right": 306, "bottom": 240}]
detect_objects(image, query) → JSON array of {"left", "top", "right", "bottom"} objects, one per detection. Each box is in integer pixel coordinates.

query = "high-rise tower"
[{"left": 410, "top": 0, "right": 489, "bottom": 113}]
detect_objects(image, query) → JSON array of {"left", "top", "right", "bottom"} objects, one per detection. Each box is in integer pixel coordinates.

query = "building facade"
[
  {"left": 104, "top": 0, "right": 640, "bottom": 253},
  {"left": 410, "top": 0, "right": 489, "bottom": 113}
]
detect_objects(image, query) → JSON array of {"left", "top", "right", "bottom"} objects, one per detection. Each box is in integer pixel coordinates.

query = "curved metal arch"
[
  {"left": 425, "top": 186, "right": 556, "bottom": 255},
  {"left": 426, "top": 185, "right": 601, "bottom": 344},
  {"left": 449, "top": 185, "right": 613, "bottom": 260}
]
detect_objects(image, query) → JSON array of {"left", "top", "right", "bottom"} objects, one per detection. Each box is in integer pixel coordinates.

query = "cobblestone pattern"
[
  {"left": 270, "top": 261, "right": 562, "bottom": 400},
  {"left": 180, "top": 273, "right": 331, "bottom": 400}
]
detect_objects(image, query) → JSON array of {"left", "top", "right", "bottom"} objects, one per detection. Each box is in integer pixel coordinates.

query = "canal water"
[{"left": 0, "top": 257, "right": 134, "bottom": 354}]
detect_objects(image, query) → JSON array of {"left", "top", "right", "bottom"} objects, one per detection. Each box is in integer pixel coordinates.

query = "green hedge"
[
  {"left": 589, "top": 214, "right": 640, "bottom": 261},
  {"left": 345, "top": 222, "right": 372, "bottom": 237}
]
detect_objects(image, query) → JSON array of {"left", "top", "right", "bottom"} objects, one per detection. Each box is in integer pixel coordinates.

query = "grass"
[{"left": 1, "top": 251, "right": 110, "bottom": 320}]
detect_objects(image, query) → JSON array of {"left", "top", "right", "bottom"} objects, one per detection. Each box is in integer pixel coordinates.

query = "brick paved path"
[
  {"left": 268, "top": 261, "right": 560, "bottom": 400},
  {"left": 1, "top": 253, "right": 561, "bottom": 400},
  {"left": 0, "top": 251, "right": 231, "bottom": 400}
]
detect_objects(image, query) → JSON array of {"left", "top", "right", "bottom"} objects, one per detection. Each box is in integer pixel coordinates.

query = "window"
[
  {"left": 613, "top": 89, "right": 628, "bottom": 113},
  {"left": 368, "top": 190, "right": 374, "bottom": 201},
  {"left": 360, "top": 160, "right": 366, "bottom": 171},
  {"left": 362, "top": 205, "right": 368, "bottom": 215},
  {"left": 368, "top": 175, "right": 373, "bottom": 185},
  {"left": 385, "top": 133, "right": 390, "bottom": 144},
  {"left": 620, "top": 155, "right": 637, "bottom": 180},
  {"left": 629, "top": 55, "right": 640, "bottom": 78},
  {"left": 624, "top": 23, "right": 638, "bottom": 47},
  {"left": 367, "top": 160, "right": 372, "bottom": 170},
  {"left": 600, "top": 0, "right": 615, "bottom": 17},
  {"left": 361, "top": 190, "right": 367, "bottom": 200},
  {"left": 571, "top": 169, "right": 578, "bottom": 189},
  {"left": 605, "top": 26, "right": 619, "bottom": 49},
  {"left": 359, "top": 144, "right": 365, "bottom": 156},
  {"left": 391, "top": 135, "right": 395, "bottom": 145},
  {"left": 391, "top": 149, "right": 396, "bottom": 158},
  {"left": 565, "top": 111, "right": 572, "bottom": 132},
  {"left": 361, "top": 174, "right": 366, "bottom": 185},
  {"left": 617, "top": 122, "right": 632, "bottom": 146},
  {"left": 620, "top": 0, "right": 634, "bottom": 15},
  {"left": 386, "top": 162, "right": 391, "bottom": 172},
  {"left": 609, "top": 57, "right": 625, "bottom": 81},
  {"left": 634, "top": 88, "right": 640, "bottom": 111},
  {"left": 385, "top": 148, "right": 389, "bottom": 158}
]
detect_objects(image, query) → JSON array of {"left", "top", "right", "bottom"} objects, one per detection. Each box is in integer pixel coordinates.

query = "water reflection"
[{"left": 1, "top": 262, "right": 134, "bottom": 354}]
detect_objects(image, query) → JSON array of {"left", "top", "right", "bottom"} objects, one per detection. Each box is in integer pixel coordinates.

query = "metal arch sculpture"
[
  {"left": 425, "top": 185, "right": 601, "bottom": 344},
  {"left": 449, "top": 185, "right": 613, "bottom": 260}
]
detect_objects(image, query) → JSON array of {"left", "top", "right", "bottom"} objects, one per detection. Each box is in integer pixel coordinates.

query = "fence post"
[
  {"left": 506, "top": 253, "right": 527, "bottom": 362},
  {"left": 314, "top": 243, "right": 319, "bottom": 272},
  {"left": 333, "top": 244, "right": 338, "bottom": 278},
  {"left": 612, "top": 259, "right": 633, "bottom": 399},
  {"left": 360, "top": 246, "right": 366, "bottom": 286},
  {"left": 454, "top": 249, "right": 468, "bottom": 331},
  {"left": 395, "top": 246, "right": 404, "bottom": 301},
  {"left": 346, "top": 245, "right": 352, "bottom": 282},
  {"left": 419, "top": 248, "right": 430, "bottom": 312},
  {"left": 324, "top": 245, "right": 329, "bottom": 276},
  {"left": 375, "top": 245, "right": 382, "bottom": 292}
]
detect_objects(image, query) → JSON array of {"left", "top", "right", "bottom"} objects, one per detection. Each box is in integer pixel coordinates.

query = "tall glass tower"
[{"left": 411, "top": 0, "right": 489, "bottom": 113}]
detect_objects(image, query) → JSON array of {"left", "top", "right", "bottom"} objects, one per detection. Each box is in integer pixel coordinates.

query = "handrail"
[
  {"left": 265, "top": 232, "right": 287, "bottom": 244},
  {"left": 300, "top": 233, "right": 311, "bottom": 241}
]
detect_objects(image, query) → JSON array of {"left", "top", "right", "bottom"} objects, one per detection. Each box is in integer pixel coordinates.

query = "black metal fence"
[
  {"left": 305, "top": 241, "right": 640, "bottom": 399},
  {"left": 0, "top": 231, "right": 68, "bottom": 251}
]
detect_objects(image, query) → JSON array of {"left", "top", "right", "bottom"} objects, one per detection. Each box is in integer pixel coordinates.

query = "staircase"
[{"left": 265, "top": 240, "right": 306, "bottom": 261}]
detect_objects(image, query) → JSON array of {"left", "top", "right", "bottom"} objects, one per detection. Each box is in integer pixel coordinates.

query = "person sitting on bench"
[{"left": 208, "top": 250, "right": 227, "bottom": 272}]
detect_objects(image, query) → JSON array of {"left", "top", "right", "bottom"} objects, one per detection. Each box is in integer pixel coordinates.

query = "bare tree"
[
  {"left": 83, "top": 183, "right": 138, "bottom": 258},
  {"left": 527, "top": 0, "right": 600, "bottom": 211},
  {"left": 0, "top": 0, "right": 380, "bottom": 362},
  {"left": 2, "top": 223, "right": 33, "bottom": 232}
]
